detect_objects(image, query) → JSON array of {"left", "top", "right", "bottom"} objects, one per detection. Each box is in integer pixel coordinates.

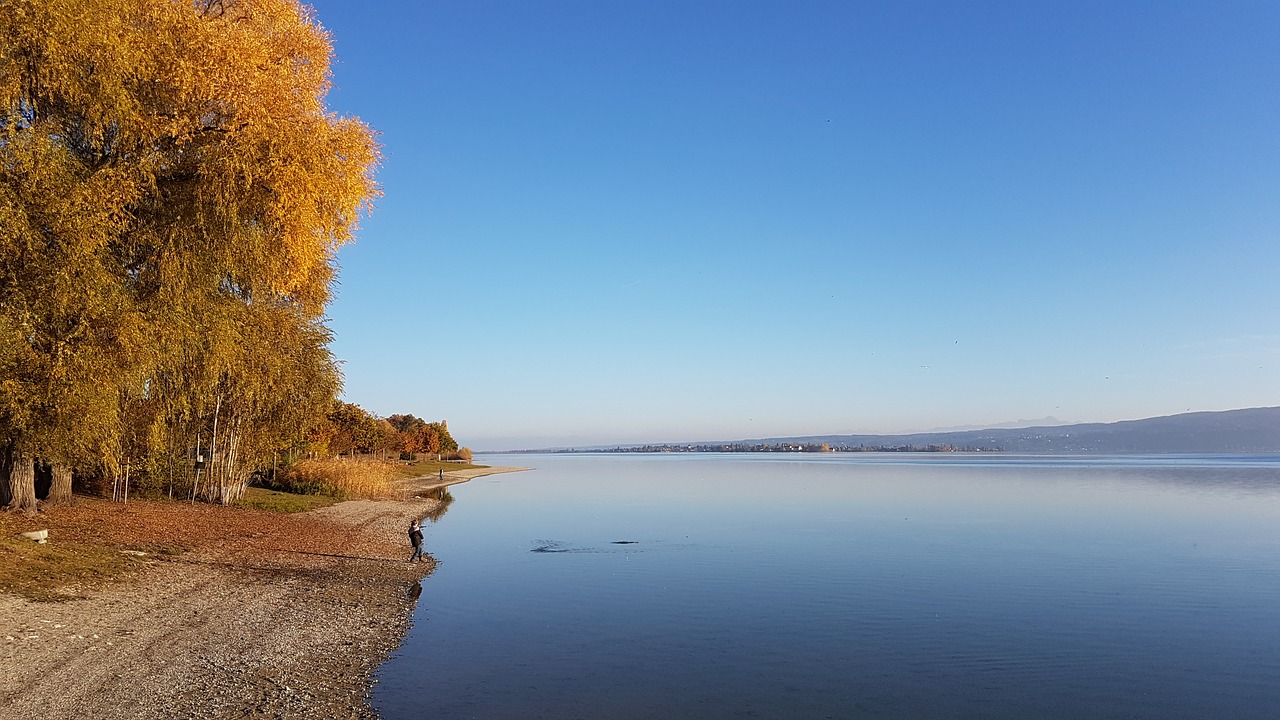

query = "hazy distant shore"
[
  {"left": 0, "top": 465, "right": 528, "bottom": 719},
  {"left": 507, "top": 407, "right": 1280, "bottom": 455}
]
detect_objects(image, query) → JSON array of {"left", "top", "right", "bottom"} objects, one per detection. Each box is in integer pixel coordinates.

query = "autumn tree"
[
  {"left": 406, "top": 421, "right": 458, "bottom": 458},
  {"left": 373, "top": 418, "right": 402, "bottom": 459},
  {"left": 387, "top": 414, "right": 427, "bottom": 435},
  {"left": 322, "top": 402, "right": 382, "bottom": 457},
  {"left": 0, "top": 0, "right": 378, "bottom": 506}
]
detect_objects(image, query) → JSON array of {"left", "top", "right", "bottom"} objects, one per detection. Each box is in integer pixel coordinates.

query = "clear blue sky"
[{"left": 305, "top": 0, "right": 1280, "bottom": 451}]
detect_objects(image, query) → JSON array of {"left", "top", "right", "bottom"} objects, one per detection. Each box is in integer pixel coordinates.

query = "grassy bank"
[
  {"left": 392, "top": 458, "right": 484, "bottom": 481},
  {"left": 0, "top": 485, "right": 347, "bottom": 602},
  {"left": 1, "top": 462, "right": 496, "bottom": 603},
  {"left": 234, "top": 487, "right": 340, "bottom": 513},
  {"left": 0, "top": 533, "right": 146, "bottom": 602}
]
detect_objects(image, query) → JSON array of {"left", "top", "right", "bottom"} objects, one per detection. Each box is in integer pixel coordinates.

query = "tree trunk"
[
  {"left": 5, "top": 451, "right": 38, "bottom": 512},
  {"left": 46, "top": 463, "right": 74, "bottom": 505},
  {"left": 0, "top": 445, "right": 11, "bottom": 507}
]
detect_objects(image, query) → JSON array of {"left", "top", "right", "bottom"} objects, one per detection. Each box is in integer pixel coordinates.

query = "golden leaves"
[
  {"left": 3, "top": 0, "right": 378, "bottom": 303},
  {"left": 0, "top": 0, "right": 378, "bottom": 476}
]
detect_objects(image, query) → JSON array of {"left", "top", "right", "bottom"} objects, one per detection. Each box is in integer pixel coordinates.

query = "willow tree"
[
  {"left": 0, "top": 56, "right": 146, "bottom": 509},
  {"left": 0, "top": 0, "right": 378, "bottom": 507},
  {"left": 149, "top": 301, "right": 342, "bottom": 504}
]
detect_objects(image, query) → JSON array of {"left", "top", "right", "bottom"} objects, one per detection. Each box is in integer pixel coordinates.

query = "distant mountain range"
[
  {"left": 733, "top": 407, "right": 1280, "bottom": 454},
  {"left": 501, "top": 407, "right": 1280, "bottom": 455},
  {"left": 917, "top": 416, "right": 1071, "bottom": 433}
]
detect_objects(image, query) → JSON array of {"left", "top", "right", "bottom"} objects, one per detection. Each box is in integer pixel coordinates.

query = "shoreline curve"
[{"left": 0, "top": 464, "right": 532, "bottom": 719}]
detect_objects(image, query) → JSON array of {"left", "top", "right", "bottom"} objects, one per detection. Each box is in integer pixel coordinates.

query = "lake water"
[{"left": 373, "top": 453, "right": 1280, "bottom": 719}]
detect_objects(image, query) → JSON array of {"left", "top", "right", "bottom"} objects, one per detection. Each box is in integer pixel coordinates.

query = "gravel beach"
[{"left": 0, "top": 467, "right": 525, "bottom": 719}]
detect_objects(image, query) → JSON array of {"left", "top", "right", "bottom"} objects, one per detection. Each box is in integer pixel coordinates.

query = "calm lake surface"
[{"left": 374, "top": 453, "right": 1280, "bottom": 719}]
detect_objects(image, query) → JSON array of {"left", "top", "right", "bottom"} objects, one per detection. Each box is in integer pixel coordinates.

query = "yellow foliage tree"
[{"left": 0, "top": 0, "right": 377, "bottom": 507}]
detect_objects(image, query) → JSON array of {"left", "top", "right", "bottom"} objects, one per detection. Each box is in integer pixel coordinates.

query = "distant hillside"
[{"left": 754, "top": 407, "right": 1280, "bottom": 454}]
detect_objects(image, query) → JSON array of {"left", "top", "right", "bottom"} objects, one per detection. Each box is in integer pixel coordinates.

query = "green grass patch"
[
  {"left": 0, "top": 536, "right": 144, "bottom": 602},
  {"left": 391, "top": 458, "right": 485, "bottom": 480},
  {"left": 234, "top": 486, "right": 339, "bottom": 513}
]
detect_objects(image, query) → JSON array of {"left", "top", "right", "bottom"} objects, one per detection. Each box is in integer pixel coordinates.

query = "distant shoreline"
[
  {"left": 403, "top": 465, "right": 531, "bottom": 493},
  {"left": 493, "top": 407, "right": 1280, "bottom": 455},
  {"left": 548, "top": 443, "right": 1000, "bottom": 454}
]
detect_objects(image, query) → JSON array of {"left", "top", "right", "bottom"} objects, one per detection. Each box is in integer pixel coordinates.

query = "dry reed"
[{"left": 276, "top": 457, "right": 398, "bottom": 499}]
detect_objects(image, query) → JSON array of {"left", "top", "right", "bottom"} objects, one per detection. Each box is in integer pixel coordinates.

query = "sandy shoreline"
[{"left": 0, "top": 465, "right": 528, "bottom": 719}]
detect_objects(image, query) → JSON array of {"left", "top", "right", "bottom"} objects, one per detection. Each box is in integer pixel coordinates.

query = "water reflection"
[
  {"left": 529, "top": 539, "right": 644, "bottom": 553},
  {"left": 376, "top": 454, "right": 1280, "bottom": 720},
  {"left": 419, "top": 486, "right": 454, "bottom": 523}
]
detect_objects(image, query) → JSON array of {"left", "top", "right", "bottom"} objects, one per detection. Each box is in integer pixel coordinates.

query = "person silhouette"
[{"left": 408, "top": 520, "right": 425, "bottom": 562}]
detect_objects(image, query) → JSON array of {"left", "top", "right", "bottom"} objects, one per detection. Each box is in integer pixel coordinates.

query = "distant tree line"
[{"left": 304, "top": 404, "right": 467, "bottom": 462}]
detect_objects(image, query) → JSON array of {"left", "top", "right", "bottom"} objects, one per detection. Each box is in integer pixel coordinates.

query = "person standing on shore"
[{"left": 408, "top": 520, "right": 425, "bottom": 562}]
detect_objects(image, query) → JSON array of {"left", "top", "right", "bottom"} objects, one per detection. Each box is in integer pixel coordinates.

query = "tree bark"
[
  {"left": 46, "top": 462, "right": 74, "bottom": 504},
  {"left": 5, "top": 451, "right": 38, "bottom": 512},
  {"left": 0, "top": 445, "right": 11, "bottom": 507}
]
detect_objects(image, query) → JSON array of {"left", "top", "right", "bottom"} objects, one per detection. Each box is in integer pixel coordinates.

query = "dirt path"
[{"left": 0, "top": 466, "right": 527, "bottom": 719}]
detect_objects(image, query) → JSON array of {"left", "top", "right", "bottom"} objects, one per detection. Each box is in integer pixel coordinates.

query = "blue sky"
[{"left": 305, "top": 0, "right": 1280, "bottom": 451}]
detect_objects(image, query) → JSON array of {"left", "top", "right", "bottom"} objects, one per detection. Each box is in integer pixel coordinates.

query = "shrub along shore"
[{"left": 0, "top": 465, "right": 527, "bottom": 719}]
